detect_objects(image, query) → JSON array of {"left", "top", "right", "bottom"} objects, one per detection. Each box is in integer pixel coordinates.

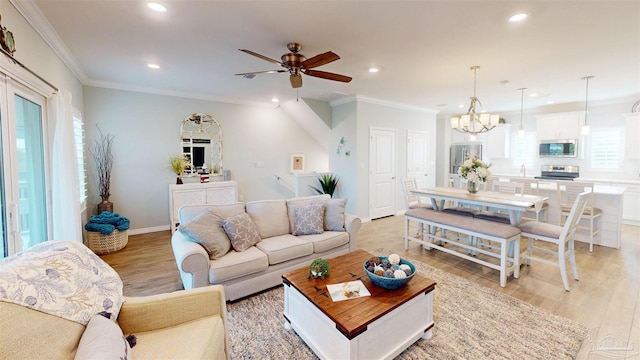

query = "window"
[
  {"left": 590, "top": 128, "right": 622, "bottom": 169},
  {"left": 73, "top": 113, "right": 87, "bottom": 210},
  {"left": 512, "top": 132, "right": 536, "bottom": 168}
]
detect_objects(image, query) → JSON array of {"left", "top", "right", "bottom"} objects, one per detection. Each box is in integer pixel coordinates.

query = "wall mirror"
[{"left": 180, "top": 113, "right": 222, "bottom": 177}]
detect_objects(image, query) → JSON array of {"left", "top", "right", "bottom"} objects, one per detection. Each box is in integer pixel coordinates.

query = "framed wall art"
[{"left": 290, "top": 153, "right": 305, "bottom": 173}]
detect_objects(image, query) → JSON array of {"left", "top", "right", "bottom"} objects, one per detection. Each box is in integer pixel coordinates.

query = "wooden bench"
[{"left": 404, "top": 208, "right": 522, "bottom": 287}]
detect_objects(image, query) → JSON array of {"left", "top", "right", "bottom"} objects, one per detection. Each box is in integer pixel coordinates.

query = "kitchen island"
[{"left": 493, "top": 175, "right": 626, "bottom": 249}]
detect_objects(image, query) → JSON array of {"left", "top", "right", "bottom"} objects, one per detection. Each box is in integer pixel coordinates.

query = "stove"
[{"left": 534, "top": 165, "right": 579, "bottom": 181}]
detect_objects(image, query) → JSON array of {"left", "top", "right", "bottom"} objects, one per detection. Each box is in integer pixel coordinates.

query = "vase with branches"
[
  {"left": 91, "top": 128, "right": 114, "bottom": 213},
  {"left": 310, "top": 173, "right": 340, "bottom": 198}
]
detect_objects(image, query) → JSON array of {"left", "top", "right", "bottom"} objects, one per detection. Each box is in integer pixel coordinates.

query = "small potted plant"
[
  {"left": 310, "top": 173, "right": 340, "bottom": 198},
  {"left": 169, "top": 155, "right": 189, "bottom": 184},
  {"left": 308, "top": 258, "right": 330, "bottom": 279}
]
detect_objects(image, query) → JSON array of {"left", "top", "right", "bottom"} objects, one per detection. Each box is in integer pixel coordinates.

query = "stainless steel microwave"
[{"left": 539, "top": 139, "right": 577, "bottom": 157}]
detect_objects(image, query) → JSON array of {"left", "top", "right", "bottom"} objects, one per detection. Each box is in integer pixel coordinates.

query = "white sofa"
[{"left": 171, "top": 194, "right": 361, "bottom": 301}]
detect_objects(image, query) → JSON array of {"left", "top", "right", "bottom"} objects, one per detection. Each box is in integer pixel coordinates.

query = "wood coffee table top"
[{"left": 282, "top": 249, "right": 436, "bottom": 339}]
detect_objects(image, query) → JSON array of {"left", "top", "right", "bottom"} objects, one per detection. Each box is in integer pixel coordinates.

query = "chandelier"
[{"left": 450, "top": 66, "right": 499, "bottom": 138}]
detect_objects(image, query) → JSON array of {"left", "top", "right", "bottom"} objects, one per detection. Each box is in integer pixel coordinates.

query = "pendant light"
[
  {"left": 582, "top": 76, "right": 594, "bottom": 136},
  {"left": 450, "top": 66, "right": 500, "bottom": 139},
  {"left": 517, "top": 88, "right": 527, "bottom": 138}
]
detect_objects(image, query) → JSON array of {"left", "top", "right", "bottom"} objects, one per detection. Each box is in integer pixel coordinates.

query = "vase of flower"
[
  {"left": 458, "top": 156, "right": 491, "bottom": 193},
  {"left": 467, "top": 181, "right": 479, "bottom": 194},
  {"left": 169, "top": 155, "right": 189, "bottom": 185}
]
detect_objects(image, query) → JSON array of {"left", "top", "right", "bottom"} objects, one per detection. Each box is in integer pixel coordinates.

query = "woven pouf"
[{"left": 87, "top": 229, "right": 128, "bottom": 255}]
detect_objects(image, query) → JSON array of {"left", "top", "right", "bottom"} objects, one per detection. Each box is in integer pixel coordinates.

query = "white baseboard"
[{"left": 127, "top": 225, "right": 170, "bottom": 235}]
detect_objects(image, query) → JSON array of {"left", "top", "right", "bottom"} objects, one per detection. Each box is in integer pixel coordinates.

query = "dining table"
[{"left": 411, "top": 186, "right": 548, "bottom": 226}]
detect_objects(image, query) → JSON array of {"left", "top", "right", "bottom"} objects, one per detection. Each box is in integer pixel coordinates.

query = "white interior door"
[
  {"left": 369, "top": 127, "right": 396, "bottom": 219},
  {"left": 407, "top": 130, "right": 429, "bottom": 189}
]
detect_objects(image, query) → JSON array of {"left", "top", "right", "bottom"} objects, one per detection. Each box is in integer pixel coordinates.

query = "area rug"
[{"left": 226, "top": 249, "right": 588, "bottom": 359}]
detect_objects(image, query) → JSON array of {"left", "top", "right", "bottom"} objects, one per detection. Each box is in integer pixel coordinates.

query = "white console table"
[{"left": 169, "top": 181, "right": 238, "bottom": 233}]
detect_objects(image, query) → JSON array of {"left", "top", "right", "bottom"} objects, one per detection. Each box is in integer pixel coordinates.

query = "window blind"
[{"left": 590, "top": 128, "right": 622, "bottom": 169}]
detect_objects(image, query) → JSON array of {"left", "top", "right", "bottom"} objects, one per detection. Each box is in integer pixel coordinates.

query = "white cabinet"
[
  {"left": 535, "top": 112, "right": 582, "bottom": 140},
  {"left": 484, "top": 124, "right": 511, "bottom": 159},
  {"left": 624, "top": 113, "right": 640, "bottom": 159},
  {"left": 169, "top": 181, "right": 238, "bottom": 233},
  {"left": 610, "top": 181, "right": 640, "bottom": 225}
]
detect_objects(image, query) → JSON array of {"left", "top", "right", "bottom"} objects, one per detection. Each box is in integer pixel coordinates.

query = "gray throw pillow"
[
  {"left": 178, "top": 209, "right": 231, "bottom": 259},
  {"left": 312, "top": 198, "right": 347, "bottom": 231},
  {"left": 293, "top": 204, "right": 325, "bottom": 236},
  {"left": 74, "top": 314, "right": 131, "bottom": 360},
  {"left": 222, "top": 212, "right": 262, "bottom": 252}
]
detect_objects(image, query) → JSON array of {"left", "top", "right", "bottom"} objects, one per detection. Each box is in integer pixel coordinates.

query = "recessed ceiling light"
[
  {"left": 272, "top": 98, "right": 279, "bottom": 103},
  {"left": 147, "top": 2, "right": 167, "bottom": 12},
  {"left": 147, "top": 63, "right": 160, "bottom": 69},
  {"left": 458, "top": 104, "right": 465, "bottom": 109},
  {"left": 369, "top": 68, "right": 379, "bottom": 73},
  {"left": 529, "top": 93, "right": 538, "bottom": 97},
  {"left": 508, "top": 13, "right": 528, "bottom": 22},
  {"left": 547, "top": 100, "right": 555, "bottom": 105}
]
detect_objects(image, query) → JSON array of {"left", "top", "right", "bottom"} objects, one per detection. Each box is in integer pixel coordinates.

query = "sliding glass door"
[{"left": 0, "top": 75, "right": 49, "bottom": 257}]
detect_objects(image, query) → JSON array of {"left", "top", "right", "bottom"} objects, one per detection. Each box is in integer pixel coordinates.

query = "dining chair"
[
  {"left": 519, "top": 191, "right": 590, "bottom": 291},
  {"left": 558, "top": 182, "right": 602, "bottom": 252},
  {"left": 520, "top": 179, "right": 551, "bottom": 223},
  {"left": 401, "top": 178, "right": 432, "bottom": 238}
]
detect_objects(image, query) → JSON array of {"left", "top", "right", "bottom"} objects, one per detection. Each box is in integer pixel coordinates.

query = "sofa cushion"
[
  {"left": 75, "top": 314, "right": 131, "bottom": 360},
  {"left": 209, "top": 246, "right": 269, "bottom": 283},
  {"left": 130, "top": 315, "right": 226, "bottom": 360},
  {"left": 178, "top": 209, "right": 231, "bottom": 259},
  {"left": 296, "top": 231, "right": 350, "bottom": 253},
  {"left": 293, "top": 204, "right": 325, "bottom": 236},
  {"left": 312, "top": 197, "right": 347, "bottom": 231},
  {"left": 222, "top": 212, "right": 262, "bottom": 252},
  {"left": 246, "top": 200, "right": 290, "bottom": 238},
  {"left": 286, "top": 194, "right": 331, "bottom": 231},
  {"left": 179, "top": 202, "right": 246, "bottom": 224},
  {"left": 255, "top": 235, "right": 314, "bottom": 265}
]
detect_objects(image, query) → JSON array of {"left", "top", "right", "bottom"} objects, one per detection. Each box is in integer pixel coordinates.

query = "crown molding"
[
  {"left": 330, "top": 94, "right": 439, "bottom": 114},
  {"left": 10, "top": 0, "right": 88, "bottom": 83}
]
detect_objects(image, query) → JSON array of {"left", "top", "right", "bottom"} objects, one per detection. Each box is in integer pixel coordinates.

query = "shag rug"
[{"left": 226, "top": 249, "right": 588, "bottom": 359}]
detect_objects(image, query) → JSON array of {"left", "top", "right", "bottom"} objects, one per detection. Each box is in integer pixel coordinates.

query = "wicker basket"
[{"left": 87, "top": 229, "right": 128, "bottom": 255}]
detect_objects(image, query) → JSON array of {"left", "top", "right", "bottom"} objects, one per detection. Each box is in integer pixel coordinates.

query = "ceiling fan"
[{"left": 235, "top": 42, "right": 352, "bottom": 88}]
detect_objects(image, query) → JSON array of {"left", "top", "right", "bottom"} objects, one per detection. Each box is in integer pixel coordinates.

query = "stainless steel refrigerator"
[{"left": 450, "top": 144, "right": 482, "bottom": 174}]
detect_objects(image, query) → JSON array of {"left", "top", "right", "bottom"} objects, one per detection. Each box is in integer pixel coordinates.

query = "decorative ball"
[
  {"left": 369, "top": 257, "right": 381, "bottom": 267},
  {"left": 388, "top": 254, "right": 401, "bottom": 265},
  {"left": 374, "top": 266, "right": 385, "bottom": 276},
  {"left": 394, "top": 270, "right": 407, "bottom": 279},
  {"left": 391, "top": 264, "right": 399, "bottom": 271},
  {"left": 384, "top": 269, "right": 394, "bottom": 278}
]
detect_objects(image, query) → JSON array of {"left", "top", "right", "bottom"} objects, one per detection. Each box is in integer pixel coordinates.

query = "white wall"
[
  {"left": 83, "top": 86, "right": 328, "bottom": 232},
  {"left": 332, "top": 97, "right": 438, "bottom": 220}
]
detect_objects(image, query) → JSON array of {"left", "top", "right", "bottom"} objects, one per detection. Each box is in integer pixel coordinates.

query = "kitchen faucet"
[{"left": 520, "top": 164, "right": 526, "bottom": 177}]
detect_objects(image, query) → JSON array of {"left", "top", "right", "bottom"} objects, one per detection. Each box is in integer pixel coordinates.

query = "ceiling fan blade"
[
  {"left": 290, "top": 74, "right": 302, "bottom": 88},
  {"left": 239, "top": 49, "right": 284, "bottom": 67},
  {"left": 303, "top": 69, "right": 352, "bottom": 83},
  {"left": 235, "top": 70, "right": 287, "bottom": 76},
  {"left": 301, "top": 51, "right": 340, "bottom": 69}
]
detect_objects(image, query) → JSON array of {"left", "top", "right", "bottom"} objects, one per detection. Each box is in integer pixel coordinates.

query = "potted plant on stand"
[
  {"left": 91, "top": 128, "right": 114, "bottom": 213},
  {"left": 169, "top": 155, "right": 189, "bottom": 184}
]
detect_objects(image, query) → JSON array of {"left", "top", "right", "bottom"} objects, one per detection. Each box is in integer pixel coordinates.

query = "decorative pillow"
[
  {"left": 74, "top": 314, "right": 131, "bottom": 360},
  {"left": 293, "top": 204, "right": 325, "bottom": 236},
  {"left": 312, "top": 198, "right": 347, "bottom": 231},
  {"left": 222, "top": 212, "right": 262, "bottom": 252},
  {"left": 178, "top": 209, "right": 231, "bottom": 260}
]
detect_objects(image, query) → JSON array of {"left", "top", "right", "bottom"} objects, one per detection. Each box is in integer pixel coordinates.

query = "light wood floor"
[{"left": 101, "top": 217, "right": 640, "bottom": 359}]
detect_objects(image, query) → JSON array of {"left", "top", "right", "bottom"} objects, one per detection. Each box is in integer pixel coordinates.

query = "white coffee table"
[{"left": 282, "top": 249, "right": 436, "bottom": 360}]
